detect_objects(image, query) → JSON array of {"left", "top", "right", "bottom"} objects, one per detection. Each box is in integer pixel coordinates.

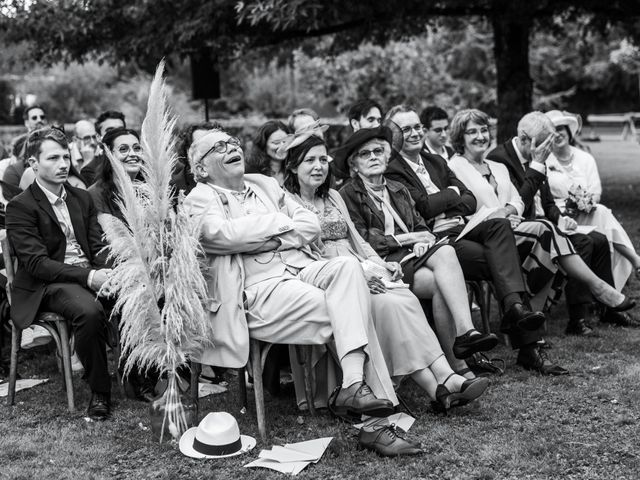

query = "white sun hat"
[
  {"left": 179, "top": 412, "right": 256, "bottom": 459},
  {"left": 545, "top": 110, "right": 582, "bottom": 138}
]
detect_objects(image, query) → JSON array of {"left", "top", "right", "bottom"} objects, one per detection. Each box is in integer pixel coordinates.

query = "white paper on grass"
[
  {"left": 244, "top": 437, "right": 333, "bottom": 475},
  {"left": 197, "top": 382, "right": 227, "bottom": 398},
  {"left": 0, "top": 378, "right": 49, "bottom": 397},
  {"left": 354, "top": 412, "right": 416, "bottom": 432}
]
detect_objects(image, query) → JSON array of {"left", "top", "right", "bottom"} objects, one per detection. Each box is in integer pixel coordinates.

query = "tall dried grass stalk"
[{"left": 99, "top": 61, "right": 213, "bottom": 441}]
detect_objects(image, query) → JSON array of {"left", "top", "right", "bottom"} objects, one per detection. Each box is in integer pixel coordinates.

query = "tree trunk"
[{"left": 492, "top": 8, "right": 533, "bottom": 143}]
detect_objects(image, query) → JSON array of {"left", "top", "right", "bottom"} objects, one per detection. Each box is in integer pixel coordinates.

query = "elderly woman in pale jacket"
[{"left": 447, "top": 109, "right": 633, "bottom": 317}]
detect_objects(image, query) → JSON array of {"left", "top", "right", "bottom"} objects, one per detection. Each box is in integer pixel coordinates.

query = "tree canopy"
[{"left": 3, "top": 0, "right": 640, "bottom": 138}]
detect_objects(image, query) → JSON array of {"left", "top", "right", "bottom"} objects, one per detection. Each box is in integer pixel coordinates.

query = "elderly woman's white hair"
[
  {"left": 346, "top": 137, "right": 392, "bottom": 177},
  {"left": 187, "top": 127, "right": 226, "bottom": 182}
]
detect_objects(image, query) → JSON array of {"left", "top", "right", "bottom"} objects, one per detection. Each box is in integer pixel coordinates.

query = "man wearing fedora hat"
[
  {"left": 486, "top": 111, "right": 636, "bottom": 338},
  {"left": 184, "top": 128, "right": 422, "bottom": 456}
]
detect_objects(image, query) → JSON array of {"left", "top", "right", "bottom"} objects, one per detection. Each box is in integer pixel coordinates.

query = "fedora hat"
[
  {"left": 545, "top": 110, "right": 582, "bottom": 139},
  {"left": 331, "top": 126, "right": 394, "bottom": 177},
  {"left": 179, "top": 412, "right": 256, "bottom": 459}
]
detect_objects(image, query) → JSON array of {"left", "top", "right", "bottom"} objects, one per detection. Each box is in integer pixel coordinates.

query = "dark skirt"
[{"left": 384, "top": 242, "right": 448, "bottom": 288}]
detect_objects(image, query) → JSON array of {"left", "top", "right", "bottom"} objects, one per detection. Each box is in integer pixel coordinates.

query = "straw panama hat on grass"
[{"left": 179, "top": 412, "right": 256, "bottom": 459}]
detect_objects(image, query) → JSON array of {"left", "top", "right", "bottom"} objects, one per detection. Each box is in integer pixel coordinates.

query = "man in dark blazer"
[
  {"left": 486, "top": 111, "right": 636, "bottom": 334},
  {"left": 6, "top": 127, "right": 113, "bottom": 419},
  {"left": 384, "top": 105, "right": 567, "bottom": 375}
]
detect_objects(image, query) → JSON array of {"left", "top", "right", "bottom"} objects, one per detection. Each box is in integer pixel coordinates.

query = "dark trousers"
[
  {"left": 442, "top": 218, "right": 537, "bottom": 350},
  {"left": 565, "top": 231, "right": 614, "bottom": 307},
  {"left": 442, "top": 217, "right": 527, "bottom": 300},
  {"left": 40, "top": 283, "right": 111, "bottom": 394}
]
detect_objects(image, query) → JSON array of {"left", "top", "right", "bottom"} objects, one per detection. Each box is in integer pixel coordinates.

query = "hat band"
[{"left": 193, "top": 437, "right": 242, "bottom": 456}]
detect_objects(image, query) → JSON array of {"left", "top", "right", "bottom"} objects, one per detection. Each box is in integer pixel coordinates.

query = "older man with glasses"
[
  {"left": 382, "top": 105, "right": 569, "bottom": 375},
  {"left": 183, "top": 128, "right": 427, "bottom": 456}
]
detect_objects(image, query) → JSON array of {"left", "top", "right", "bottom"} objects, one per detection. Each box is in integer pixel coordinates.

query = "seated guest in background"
[
  {"left": 245, "top": 120, "right": 290, "bottom": 187},
  {"left": 285, "top": 134, "right": 491, "bottom": 409},
  {"left": 172, "top": 122, "right": 223, "bottom": 195},
  {"left": 348, "top": 99, "right": 383, "bottom": 132},
  {"left": 545, "top": 109, "right": 640, "bottom": 287},
  {"left": 6, "top": 127, "right": 113, "bottom": 419},
  {"left": 184, "top": 128, "right": 423, "bottom": 456},
  {"left": 23, "top": 104, "right": 48, "bottom": 133},
  {"left": 288, "top": 108, "right": 320, "bottom": 134},
  {"left": 71, "top": 120, "right": 100, "bottom": 172},
  {"left": 420, "top": 106, "right": 454, "bottom": 161},
  {"left": 0, "top": 135, "right": 27, "bottom": 205},
  {"left": 336, "top": 127, "right": 499, "bottom": 375},
  {"left": 382, "top": 105, "right": 557, "bottom": 373},
  {"left": 486, "top": 111, "right": 637, "bottom": 332},
  {"left": 81, "top": 110, "right": 127, "bottom": 186},
  {"left": 89, "top": 128, "right": 143, "bottom": 225}
]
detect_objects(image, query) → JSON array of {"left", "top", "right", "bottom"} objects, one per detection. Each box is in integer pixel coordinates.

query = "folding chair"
[{"left": 1, "top": 230, "right": 75, "bottom": 411}]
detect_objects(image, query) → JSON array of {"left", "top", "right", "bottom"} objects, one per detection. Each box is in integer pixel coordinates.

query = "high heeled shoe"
[{"left": 435, "top": 375, "right": 489, "bottom": 410}]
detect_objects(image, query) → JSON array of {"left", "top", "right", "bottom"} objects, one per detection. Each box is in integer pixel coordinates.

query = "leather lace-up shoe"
[
  {"left": 452, "top": 329, "right": 499, "bottom": 359},
  {"left": 358, "top": 425, "right": 423, "bottom": 457},
  {"left": 565, "top": 318, "right": 594, "bottom": 336},
  {"left": 435, "top": 376, "right": 489, "bottom": 410},
  {"left": 88, "top": 392, "right": 112, "bottom": 420},
  {"left": 600, "top": 309, "right": 640, "bottom": 327},
  {"left": 517, "top": 346, "right": 569, "bottom": 376},
  {"left": 500, "top": 303, "right": 546, "bottom": 333},
  {"left": 329, "top": 381, "right": 394, "bottom": 419}
]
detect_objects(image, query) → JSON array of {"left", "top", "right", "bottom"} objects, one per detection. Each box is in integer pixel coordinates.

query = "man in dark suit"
[
  {"left": 6, "top": 127, "right": 113, "bottom": 419},
  {"left": 384, "top": 105, "right": 567, "bottom": 375},
  {"left": 486, "top": 111, "right": 636, "bottom": 334}
]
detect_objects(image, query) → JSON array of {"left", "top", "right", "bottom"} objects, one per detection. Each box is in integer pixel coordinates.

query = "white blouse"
[{"left": 546, "top": 146, "right": 602, "bottom": 211}]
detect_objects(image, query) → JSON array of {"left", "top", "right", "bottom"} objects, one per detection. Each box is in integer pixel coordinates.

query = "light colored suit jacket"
[{"left": 184, "top": 174, "right": 321, "bottom": 368}]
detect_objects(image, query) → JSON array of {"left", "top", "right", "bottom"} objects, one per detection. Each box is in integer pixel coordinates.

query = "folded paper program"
[{"left": 244, "top": 437, "right": 333, "bottom": 475}]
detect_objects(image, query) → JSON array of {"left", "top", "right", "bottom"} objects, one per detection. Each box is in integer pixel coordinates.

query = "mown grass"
[{"left": 1, "top": 140, "right": 640, "bottom": 480}]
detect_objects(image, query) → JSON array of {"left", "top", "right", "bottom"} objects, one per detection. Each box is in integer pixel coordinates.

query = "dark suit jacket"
[
  {"left": 6, "top": 182, "right": 108, "bottom": 328},
  {"left": 385, "top": 151, "right": 476, "bottom": 224},
  {"left": 79, "top": 154, "right": 105, "bottom": 187},
  {"left": 486, "top": 141, "right": 561, "bottom": 224},
  {"left": 339, "top": 175, "right": 429, "bottom": 259}
]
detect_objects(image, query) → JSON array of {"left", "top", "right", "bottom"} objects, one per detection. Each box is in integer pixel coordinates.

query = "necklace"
[{"left": 556, "top": 149, "right": 574, "bottom": 166}]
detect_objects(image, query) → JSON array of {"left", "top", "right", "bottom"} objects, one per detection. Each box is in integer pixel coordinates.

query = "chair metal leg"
[
  {"left": 250, "top": 339, "right": 266, "bottom": 442},
  {"left": 7, "top": 324, "right": 20, "bottom": 406},
  {"left": 238, "top": 367, "right": 247, "bottom": 411},
  {"left": 190, "top": 361, "right": 201, "bottom": 404},
  {"left": 297, "top": 345, "right": 317, "bottom": 415},
  {"left": 57, "top": 322, "right": 75, "bottom": 412}
]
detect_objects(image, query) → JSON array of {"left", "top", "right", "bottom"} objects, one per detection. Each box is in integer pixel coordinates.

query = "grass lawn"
[{"left": 1, "top": 140, "right": 640, "bottom": 480}]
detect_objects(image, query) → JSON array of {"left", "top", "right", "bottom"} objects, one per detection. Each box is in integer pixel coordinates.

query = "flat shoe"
[
  {"left": 452, "top": 330, "right": 499, "bottom": 359},
  {"left": 435, "top": 376, "right": 489, "bottom": 410}
]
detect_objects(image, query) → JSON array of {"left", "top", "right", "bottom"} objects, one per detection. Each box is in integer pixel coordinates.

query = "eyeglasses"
[
  {"left": 400, "top": 124, "right": 423, "bottom": 135},
  {"left": 464, "top": 127, "right": 490, "bottom": 137},
  {"left": 199, "top": 137, "right": 242, "bottom": 163},
  {"left": 430, "top": 126, "right": 449, "bottom": 134},
  {"left": 29, "top": 114, "right": 47, "bottom": 121},
  {"left": 356, "top": 147, "right": 385, "bottom": 160},
  {"left": 116, "top": 144, "right": 143, "bottom": 155}
]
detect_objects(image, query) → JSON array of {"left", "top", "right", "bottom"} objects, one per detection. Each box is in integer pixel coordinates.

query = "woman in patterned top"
[{"left": 284, "top": 134, "right": 493, "bottom": 410}]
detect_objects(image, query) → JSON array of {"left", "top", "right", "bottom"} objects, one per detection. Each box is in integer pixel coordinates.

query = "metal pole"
[{"left": 204, "top": 98, "right": 210, "bottom": 122}]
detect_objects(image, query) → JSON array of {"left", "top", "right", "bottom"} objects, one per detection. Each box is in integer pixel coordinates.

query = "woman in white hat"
[{"left": 545, "top": 109, "right": 640, "bottom": 288}]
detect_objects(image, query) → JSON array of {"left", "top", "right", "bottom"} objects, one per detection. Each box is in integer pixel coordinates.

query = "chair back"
[{"left": 0, "top": 229, "right": 15, "bottom": 305}]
